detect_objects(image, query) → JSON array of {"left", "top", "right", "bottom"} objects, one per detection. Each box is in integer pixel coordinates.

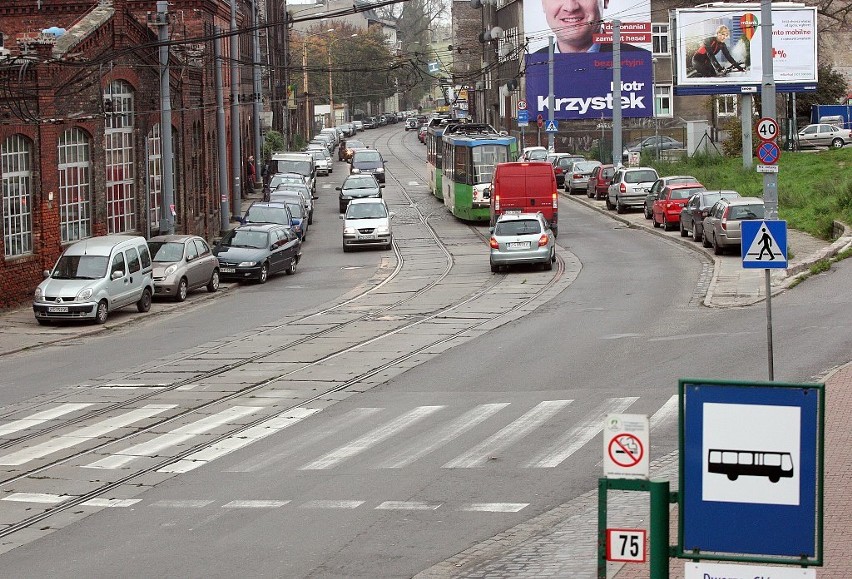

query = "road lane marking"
[
  {"left": 82, "top": 498, "right": 142, "bottom": 508},
  {"left": 459, "top": 503, "right": 529, "bottom": 513},
  {"left": 0, "top": 403, "right": 92, "bottom": 437},
  {"left": 0, "top": 405, "right": 177, "bottom": 466},
  {"left": 376, "top": 501, "right": 441, "bottom": 510},
  {"left": 650, "top": 395, "right": 678, "bottom": 430},
  {"left": 443, "top": 400, "right": 573, "bottom": 469},
  {"left": 300, "top": 406, "right": 444, "bottom": 470},
  {"left": 150, "top": 500, "right": 214, "bottom": 508},
  {"left": 525, "top": 397, "right": 637, "bottom": 468},
  {"left": 2, "top": 493, "right": 69, "bottom": 504},
  {"left": 377, "top": 403, "right": 510, "bottom": 469},
  {"left": 299, "top": 500, "right": 364, "bottom": 509},
  {"left": 84, "top": 406, "right": 261, "bottom": 470},
  {"left": 222, "top": 500, "right": 290, "bottom": 508}
]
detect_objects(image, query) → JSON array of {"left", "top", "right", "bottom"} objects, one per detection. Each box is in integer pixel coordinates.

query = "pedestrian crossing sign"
[
  {"left": 544, "top": 120, "right": 558, "bottom": 133},
  {"left": 741, "top": 220, "right": 787, "bottom": 269}
]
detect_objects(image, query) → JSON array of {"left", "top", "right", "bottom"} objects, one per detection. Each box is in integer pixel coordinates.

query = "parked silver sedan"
[
  {"left": 797, "top": 123, "right": 851, "bottom": 149},
  {"left": 489, "top": 212, "right": 556, "bottom": 272},
  {"left": 147, "top": 235, "right": 220, "bottom": 301},
  {"left": 701, "top": 197, "right": 765, "bottom": 255}
]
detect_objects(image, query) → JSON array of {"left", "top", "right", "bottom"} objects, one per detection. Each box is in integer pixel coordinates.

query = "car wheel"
[
  {"left": 644, "top": 206, "right": 652, "bottom": 219},
  {"left": 551, "top": 249, "right": 557, "bottom": 263},
  {"left": 605, "top": 197, "right": 613, "bottom": 210},
  {"left": 544, "top": 253, "right": 554, "bottom": 271},
  {"left": 831, "top": 138, "right": 844, "bottom": 149},
  {"left": 207, "top": 270, "right": 220, "bottom": 293},
  {"left": 136, "top": 288, "right": 152, "bottom": 313},
  {"left": 175, "top": 278, "right": 188, "bottom": 302},
  {"left": 339, "top": 203, "right": 347, "bottom": 213},
  {"left": 587, "top": 188, "right": 594, "bottom": 198},
  {"left": 652, "top": 215, "right": 660, "bottom": 228},
  {"left": 308, "top": 212, "right": 313, "bottom": 225},
  {"left": 95, "top": 300, "right": 109, "bottom": 324},
  {"left": 702, "top": 231, "right": 712, "bottom": 248},
  {"left": 693, "top": 222, "right": 703, "bottom": 242},
  {"left": 680, "top": 222, "right": 689, "bottom": 237},
  {"left": 490, "top": 262, "right": 499, "bottom": 273},
  {"left": 343, "top": 245, "right": 351, "bottom": 253},
  {"left": 713, "top": 235, "right": 724, "bottom": 255},
  {"left": 285, "top": 258, "right": 297, "bottom": 275},
  {"left": 616, "top": 200, "right": 625, "bottom": 214},
  {"left": 258, "top": 262, "right": 269, "bottom": 284}
]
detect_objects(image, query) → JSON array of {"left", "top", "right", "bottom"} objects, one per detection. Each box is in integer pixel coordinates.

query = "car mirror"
[
  {"left": 236, "top": 216, "right": 246, "bottom": 225},
  {"left": 43, "top": 269, "right": 51, "bottom": 278},
  {"left": 336, "top": 187, "right": 341, "bottom": 191},
  {"left": 112, "top": 270, "right": 124, "bottom": 280},
  {"left": 339, "top": 214, "right": 344, "bottom": 220},
  {"left": 389, "top": 212, "right": 396, "bottom": 219},
  {"left": 488, "top": 227, "right": 494, "bottom": 234},
  {"left": 380, "top": 184, "right": 385, "bottom": 189}
]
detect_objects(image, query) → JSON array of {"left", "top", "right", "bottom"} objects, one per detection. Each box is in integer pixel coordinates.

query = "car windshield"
[
  {"left": 729, "top": 204, "right": 765, "bottom": 220},
  {"left": 244, "top": 206, "right": 288, "bottom": 225},
  {"left": 274, "top": 183, "right": 308, "bottom": 195},
  {"left": 527, "top": 150, "right": 548, "bottom": 161},
  {"left": 273, "top": 160, "right": 311, "bottom": 175},
  {"left": 354, "top": 151, "right": 382, "bottom": 163},
  {"left": 495, "top": 219, "right": 542, "bottom": 236},
  {"left": 51, "top": 254, "right": 109, "bottom": 280},
  {"left": 573, "top": 161, "right": 600, "bottom": 172},
  {"left": 221, "top": 230, "right": 268, "bottom": 249},
  {"left": 270, "top": 174, "right": 304, "bottom": 187},
  {"left": 347, "top": 140, "right": 366, "bottom": 149},
  {"left": 670, "top": 187, "right": 705, "bottom": 200},
  {"left": 148, "top": 241, "right": 184, "bottom": 262},
  {"left": 625, "top": 170, "right": 658, "bottom": 183},
  {"left": 269, "top": 192, "right": 303, "bottom": 205},
  {"left": 344, "top": 176, "right": 378, "bottom": 190},
  {"left": 311, "top": 152, "right": 326, "bottom": 161},
  {"left": 346, "top": 203, "right": 387, "bottom": 219}
]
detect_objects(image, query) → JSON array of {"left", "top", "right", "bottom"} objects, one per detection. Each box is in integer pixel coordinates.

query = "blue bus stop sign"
[
  {"left": 517, "top": 110, "right": 529, "bottom": 124},
  {"left": 678, "top": 378, "right": 824, "bottom": 564}
]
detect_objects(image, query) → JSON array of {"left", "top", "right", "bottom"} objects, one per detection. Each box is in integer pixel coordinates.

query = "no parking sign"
[{"left": 603, "top": 414, "right": 649, "bottom": 479}]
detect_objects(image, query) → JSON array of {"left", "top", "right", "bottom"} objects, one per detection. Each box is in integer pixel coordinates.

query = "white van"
[{"left": 33, "top": 235, "right": 154, "bottom": 325}]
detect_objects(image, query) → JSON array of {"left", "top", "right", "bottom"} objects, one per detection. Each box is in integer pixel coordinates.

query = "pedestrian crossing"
[{"left": 0, "top": 396, "right": 679, "bottom": 475}]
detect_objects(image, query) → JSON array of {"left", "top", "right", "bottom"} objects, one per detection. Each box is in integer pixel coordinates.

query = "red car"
[
  {"left": 586, "top": 164, "right": 615, "bottom": 200},
  {"left": 418, "top": 125, "right": 427, "bottom": 144},
  {"left": 651, "top": 182, "right": 705, "bottom": 230}
]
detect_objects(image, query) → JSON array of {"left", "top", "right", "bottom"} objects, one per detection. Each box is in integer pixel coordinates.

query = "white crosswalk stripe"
[
  {"left": 525, "top": 397, "right": 638, "bottom": 468},
  {"left": 443, "top": 400, "right": 573, "bottom": 469},
  {"left": 0, "top": 403, "right": 93, "bottom": 437}
]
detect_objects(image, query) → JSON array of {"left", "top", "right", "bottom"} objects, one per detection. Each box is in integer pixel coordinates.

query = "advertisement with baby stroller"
[{"left": 674, "top": 6, "right": 817, "bottom": 90}]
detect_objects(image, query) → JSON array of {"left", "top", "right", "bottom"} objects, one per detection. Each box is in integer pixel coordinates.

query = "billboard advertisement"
[
  {"left": 674, "top": 6, "right": 817, "bottom": 92},
  {"left": 523, "top": 0, "right": 653, "bottom": 120}
]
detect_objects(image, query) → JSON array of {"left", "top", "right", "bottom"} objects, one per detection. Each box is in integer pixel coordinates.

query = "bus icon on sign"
[{"left": 708, "top": 449, "right": 794, "bottom": 483}]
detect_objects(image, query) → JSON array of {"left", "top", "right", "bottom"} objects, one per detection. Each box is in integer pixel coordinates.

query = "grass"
[{"left": 645, "top": 147, "right": 852, "bottom": 240}]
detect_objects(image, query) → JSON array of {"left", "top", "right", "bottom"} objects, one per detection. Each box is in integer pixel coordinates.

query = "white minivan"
[{"left": 33, "top": 235, "right": 154, "bottom": 325}]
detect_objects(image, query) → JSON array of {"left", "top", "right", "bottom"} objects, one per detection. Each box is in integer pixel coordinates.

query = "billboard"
[
  {"left": 523, "top": 0, "right": 653, "bottom": 120},
  {"left": 674, "top": 6, "right": 817, "bottom": 94}
]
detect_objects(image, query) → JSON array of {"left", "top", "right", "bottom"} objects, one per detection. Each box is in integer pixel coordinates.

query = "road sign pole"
[
  {"left": 760, "top": 0, "right": 778, "bottom": 219},
  {"left": 766, "top": 270, "right": 774, "bottom": 380}
]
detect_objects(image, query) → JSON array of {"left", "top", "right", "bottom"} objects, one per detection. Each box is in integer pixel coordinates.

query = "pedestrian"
[
  {"left": 246, "top": 155, "right": 256, "bottom": 191},
  {"left": 260, "top": 159, "right": 270, "bottom": 185}
]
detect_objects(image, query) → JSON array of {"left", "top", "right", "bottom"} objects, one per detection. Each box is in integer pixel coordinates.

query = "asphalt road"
[{"left": 0, "top": 125, "right": 850, "bottom": 577}]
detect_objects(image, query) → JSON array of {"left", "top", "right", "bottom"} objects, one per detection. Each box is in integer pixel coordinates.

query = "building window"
[
  {"left": 147, "top": 124, "right": 162, "bottom": 233},
  {"left": 58, "top": 128, "right": 92, "bottom": 243},
  {"left": 652, "top": 24, "right": 669, "bottom": 55},
  {"left": 1, "top": 135, "right": 33, "bottom": 257},
  {"left": 105, "top": 80, "right": 135, "bottom": 234},
  {"left": 655, "top": 85, "right": 672, "bottom": 117},
  {"left": 716, "top": 95, "right": 737, "bottom": 117}
]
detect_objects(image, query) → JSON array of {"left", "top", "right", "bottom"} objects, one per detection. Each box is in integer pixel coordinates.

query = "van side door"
[
  {"left": 123, "top": 247, "right": 144, "bottom": 305},
  {"left": 107, "top": 250, "right": 131, "bottom": 307}
]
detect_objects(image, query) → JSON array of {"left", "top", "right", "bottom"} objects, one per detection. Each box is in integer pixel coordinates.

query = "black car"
[
  {"left": 241, "top": 201, "right": 293, "bottom": 229},
  {"left": 213, "top": 223, "right": 301, "bottom": 283},
  {"left": 337, "top": 174, "right": 384, "bottom": 212},
  {"left": 680, "top": 190, "right": 741, "bottom": 242},
  {"left": 350, "top": 149, "right": 386, "bottom": 183}
]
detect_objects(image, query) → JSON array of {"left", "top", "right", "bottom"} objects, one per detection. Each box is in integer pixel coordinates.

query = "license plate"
[
  {"left": 48, "top": 306, "right": 69, "bottom": 313},
  {"left": 220, "top": 267, "right": 235, "bottom": 273},
  {"left": 358, "top": 234, "right": 376, "bottom": 240},
  {"left": 507, "top": 241, "right": 530, "bottom": 249}
]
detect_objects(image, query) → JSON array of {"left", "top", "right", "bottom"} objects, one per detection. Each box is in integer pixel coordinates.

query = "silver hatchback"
[
  {"left": 489, "top": 212, "right": 556, "bottom": 272},
  {"left": 607, "top": 167, "right": 659, "bottom": 214},
  {"left": 702, "top": 197, "right": 765, "bottom": 255},
  {"left": 148, "top": 235, "right": 220, "bottom": 301}
]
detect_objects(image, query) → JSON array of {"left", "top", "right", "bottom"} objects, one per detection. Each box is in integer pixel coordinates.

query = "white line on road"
[
  {"left": 459, "top": 503, "right": 529, "bottom": 513},
  {"left": 375, "top": 501, "right": 441, "bottom": 510},
  {"left": 0, "top": 404, "right": 177, "bottom": 466},
  {"left": 443, "top": 400, "right": 573, "bottom": 469},
  {"left": 299, "top": 500, "right": 364, "bottom": 509},
  {"left": 150, "top": 500, "right": 214, "bottom": 508},
  {"left": 222, "top": 500, "right": 290, "bottom": 508},
  {"left": 1, "top": 493, "right": 69, "bottom": 504},
  {"left": 81, "top": 498, "right": 142, "bottom": 508},
  {"left": 0, "top": 403, "right": 92, "bottom": 437}
]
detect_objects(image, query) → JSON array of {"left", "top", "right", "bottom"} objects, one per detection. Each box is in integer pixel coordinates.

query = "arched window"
[
  {"left": 58, "top": 128, "right": 92, "bottom": 242},
  {"left": 105, "top": 80, "right": 135, "bottom": 233},
  {"left": 1, "top": 134, "right": 33, "bottom": 257}
]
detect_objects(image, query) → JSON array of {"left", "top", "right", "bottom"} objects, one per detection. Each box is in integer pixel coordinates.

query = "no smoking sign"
[{"left": 603, "top": 414, "right": 650, "bottom": 479}]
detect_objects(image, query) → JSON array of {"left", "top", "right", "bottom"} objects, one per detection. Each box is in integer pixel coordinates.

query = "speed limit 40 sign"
[
  {"left": 756, "top": 117, "right": 779, "bottom": 141},
  {"left": 607, "top": 528, "right": 647, "bottom": 563}
]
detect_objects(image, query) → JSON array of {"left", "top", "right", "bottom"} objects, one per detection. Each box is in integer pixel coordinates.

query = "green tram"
[
  {"left": 440, "top": 124, "right": 518, "bottom": 222},
  {"left": 426, "top": 118, "right": 453, "bottom": 200}
]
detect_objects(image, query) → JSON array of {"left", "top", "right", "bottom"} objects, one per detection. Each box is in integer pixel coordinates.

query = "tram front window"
[{"left": 473, "top": 145, "right": 509, "bottom": 184}]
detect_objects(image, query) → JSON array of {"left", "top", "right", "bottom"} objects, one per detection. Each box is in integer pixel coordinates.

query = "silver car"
[
  {"left": 702, "top": 197, "right": 765, "bottom": 255},
  {"left": 489, "top": 212, "right": 556, "bottom": 272},
  {"left": 797, "top": 123, "right": 851, "bottom": 149},
  {"left": 565, "top": 160, "right": 602, "bottom": 194},
  {"left": 148, "top": 235, "right": 220, "bottom": 301},
  {"left": 340, "top": 198, "right": 394, "bottom": 251},
  {"left": 607, "top": 167, "right": 660, "bottom": 214}
]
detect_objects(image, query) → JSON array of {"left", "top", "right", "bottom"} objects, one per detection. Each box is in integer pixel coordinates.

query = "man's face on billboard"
[{"left": 541, "top": 0, "right": 606, "bottom": 52}]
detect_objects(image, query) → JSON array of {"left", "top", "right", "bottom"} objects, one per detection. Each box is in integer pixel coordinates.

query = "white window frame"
[
  {"left": 147, "top": 123, "right": 162, "bottom": 232},
  {"left": 105, "top": 80, "right": 136, "bottom": 234},
  {"left": 654, "top": 84, "right": 673, "bottom": 118},
  {"left": 58, "top": 128, "right": 92, "bottom": 243},
  {"left": 2, "top": 134, "right": 33, "bottom": 257},
  {"left": 716, "top": 94, "right": 737, "bottom": 117},
  {"left": 652, "top": 24, "right": 669, "bottom": 55}
]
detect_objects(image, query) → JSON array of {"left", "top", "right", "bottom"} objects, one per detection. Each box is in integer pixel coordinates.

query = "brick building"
[{"left": 0, "top": 0, "right": 258, "bottom": 308}]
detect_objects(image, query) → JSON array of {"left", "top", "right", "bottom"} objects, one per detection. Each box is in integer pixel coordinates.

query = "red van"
[{"left": 489, "top": 162, "right": 559, "bottom": 236}]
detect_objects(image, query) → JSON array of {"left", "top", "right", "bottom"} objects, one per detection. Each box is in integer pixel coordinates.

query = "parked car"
[
  {"left": 352, "top": 120, "right": 364, "bottom": 132},
  {"left": 565, "top": 160, "right": 602, "bottom": 194},
  {"left": 405, "top": 117, "right": 418, "bottom": 131},
  {"left": 148, "top": 235, "right": 220, "bottom": 301},
  {"left": 269, "top": 152, "right": 316, "bottom": 196},
  {"left": 651, "top": 183, "right": 705, "bottom": 230},
  {"left": 340, "top": 198, "right": 394, "bottom": 251},
  {"left": 549, "top": 153, "right": 585, "bottom": 188},
  {"left": 607, "top": 167, "right": 659, "bottom": 213},
  {"left": 342, "top": 139, "right": 368, "bottom": 163},
  {"left": 679, "top": 190, "right": 741, "bottom": 241},
  {"left": 797, "top": 123, "right": 852, "bottom": 149},
  {"left": 489, "top": 211, "right": 556, "bottom": 273},
  {"left": 702, "top": 197, "right": 765, "bottom": 255},
  {"left": 643, "top": 175, "right": 698, "bottom": 219},
  {"left": 363, "top": 116, "right": 377, "bottom": 129},
  {"left": 307, "top": 149, "right": 332, "bottom": 176},
  {"left": 278, "top": 199, "right": 309, "bottom": 241},
  {"left": 269, "top": 185, "right": 313, "bottom": 224},
  {"left": 520, "top": 146, "right": 549, "bottom": 162},
  {"left": 33, "top": 235, "right": 154, "bottom": 325},
  {"left": 622, "top": 136, "right": 684, "bottom": 161},
  {"left": 337, "top": 174, "right": 384, "bottom": 213},
  {"left": 418, "top": 125, "right": 427, "bottom": 143},
  {"left": 586, "top": 164, "right": 615, "bottom": 199},
  {"left": 213, "top": 223, "right": 300, "bottom": 283},
  {"left": 350, "top": 149, "right": 386, "bottom": 183},
  {"left": 242, "top": 200, "right": 294, "bottom": 229}
]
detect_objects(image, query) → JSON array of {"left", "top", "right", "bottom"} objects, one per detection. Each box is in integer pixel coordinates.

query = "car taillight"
[
  {"left": 573, "top": 173, "right": 581, "bottom": 179},
  {"left": 619, "top": 183, "right": 626, "bottom": 193},
  {"left": 489, "top": 237, "right": 499, "bottom": 249},
  {"left": 495, "top": 195, "right": 500, "bottom": 210},
  {"left": 721, "top": 207, "right": 730, "bottom": 229},
  {"left": 552, "top": 193, "right": 558, "bottom": 209},
  {"left": 538, "top": 234, "right": 549, "bottom": 247}
]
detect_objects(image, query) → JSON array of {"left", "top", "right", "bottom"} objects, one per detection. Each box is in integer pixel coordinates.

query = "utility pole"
[
  {"left": 251, "top": 0, "right": 262, "bottom": 183},
  {"left": 230, "top": 0, "right": 242, "bottom": 218},
  {"left": 282, "top": 5, "right": 291, "bottom": 150},
  {"left": 214, "top": 27, "right": 231, "bottom": 234},
  {"left": 547, "top": 36, "right": 554, "bottom": 151},
  {"left": 328, "top": 34, "right": 335, "bottom": 128},
  {"left": 155, "top": 1, "right": 175, "bottom": 234},
  {"left": 611, "top": 20, "right": 622, "bottom": 167},
  {"left": 760, "top": 0, "right": 777, "bottom": 220}
]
